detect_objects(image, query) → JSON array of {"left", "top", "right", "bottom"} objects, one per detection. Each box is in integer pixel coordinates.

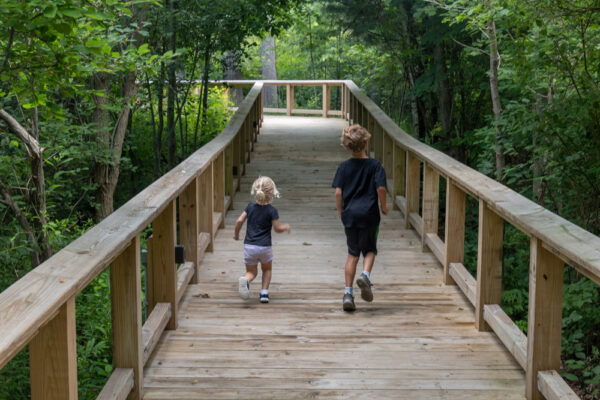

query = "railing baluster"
[
  {"left": 180, "top": 178, "right": 200, "bottom": 283},
  {"left": 30, "top": 297, "right": 78, "bottom": 400},
  {"left": 527, "top": 237, "right": 564, "bottom": 400},
  {"left": 322, "top": 83, "right": 330, "bottom": 118},
  {"left": 475, "top": 201, "right": 504, "bottom": 331},
  {"left": 110, "top": 236, "right": 143, "bottom": 399},
  {"left": 148, "top": 200, "right": 178, "bottom": 330},
  {"left": 422, "top": 163, "right": 439, "bottom": 250},
  {"left": 225, "top": 143, "right": 234, "bottom": 208},
  {"left": 405, "top": 152, "right": 420, "bottom": 229},
  {"left": 383, "top": 132, "right": 393, "bottom": 182},
  {"left": 199, "top": 166, "right": 214, "bottom": 252},
  {"left": 392, "top": 143, "right": 406, "bottom": 210},
  {"left": 213, "top": 152, "right": 225, "bottom": 229},
  {"left": 286, "top": 84, "right": 293, "bottom": 116},
  {"left": 444, "top": 179, "right": 465, "bottom": 285}
]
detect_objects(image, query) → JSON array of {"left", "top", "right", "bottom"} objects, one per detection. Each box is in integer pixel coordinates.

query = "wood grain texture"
[
  {"left": 484, "top": 304, "right": 527, "bottom": 370},
  {"left": 97, "top": 368, "right": 134, "bottom": 400},
  {"left": 143, "top": 303, "right": 172, "bottom": 365},
  {"left": 110, "top": 236, "right": 143, "bottom": 399},
  {"left": 476, "top": 201, "right": 504, "bottom": 331},
  {"left": 449, "top": 263, "right": 476, "bottom": 306},
  {"left": 30, "top": 297, "right": 77, "bottom": 400},
  {"left": 393, "top": 144, "right": 406, "bottom": 202},
  {"left": 527, "top": 237, "right": 564, "bottom": 400},
  {"left": 444, "top": 180, "right": 466, "bottom": 285},
  {"left": 213, "top": 153, "right": 225, "bottom": 229},
  {"left": 422, "top": 163, "right": 439, "bottom": 250},
  {"left": 538, "top": 370, "right": 580, "bottom": 400},
  {"left": 405, "top": 152, "right": 420, "bottom": 229},
  {"left": 425, "top": 233, "right": 444, "bottom": 265},
  {"left": 176, "top": 262, "right": 195, "bottom": 305},
  {"left": 143, "top": 116, "right": 525, "bottom": 400},
  {"left": 179, "top": 179, "right": 199, "bottom": 284},
  {"left": 198, "top": 167, "right": 214, "bottom": 253}
]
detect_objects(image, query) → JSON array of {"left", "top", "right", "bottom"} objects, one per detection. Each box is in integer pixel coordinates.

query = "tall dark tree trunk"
[
  {"left": 92, "top": 71, "right": 113, "bottom": 220},
  {"left": 156, "top": 60, "right": 166, "bottom": 178},
  {"left": 260, "top": 36, "right": 278, "bottom": 108},
  {"left": 488, "top": 18, "right": 504, "bottom": 181},
  {"left": 224, "top": 51, "right": 243, "bottom": 106},
  {"left": 200, "top": 45, "right": 211, "bottom": 136},
  {"left": 166, "top": 0, "right": 177, "bottom": 169},
  {"left": 434, "top": 43, "right": 453, "bottom": 136}
]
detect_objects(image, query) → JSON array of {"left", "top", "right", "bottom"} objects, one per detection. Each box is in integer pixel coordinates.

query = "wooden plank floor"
[{"left": 143, "top": 116, "right": 525, "bottom": 399}]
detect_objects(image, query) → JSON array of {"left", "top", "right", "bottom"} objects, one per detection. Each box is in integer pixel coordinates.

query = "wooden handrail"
[
  {"left": 343, "top": 80, "right": 590, "bottom": 400},
  {"left": 0, "top": 82, "right": 264, "bottom": 399}
]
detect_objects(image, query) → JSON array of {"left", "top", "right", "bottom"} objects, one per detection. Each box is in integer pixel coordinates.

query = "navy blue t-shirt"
[
  {"left": 244, "top": 203, "right": 279, "bottom": 246},
  {"left": 332, "top": 158, "right": 387, "bottom": 228}
]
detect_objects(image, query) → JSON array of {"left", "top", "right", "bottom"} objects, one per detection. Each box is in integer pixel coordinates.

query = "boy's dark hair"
[{"left": 341, "top": 124, "right": 371, "bottom": 153}]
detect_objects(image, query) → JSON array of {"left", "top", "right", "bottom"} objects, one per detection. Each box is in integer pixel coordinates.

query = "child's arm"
[
  {"left": 335, "top": 187, "right": 343, "bottom": 217},
  {"left": 272, "top": 219, "right": 291, "bottom": 234},
  {"left": 234, "top": 211, "right": 247, "bottom": 240},
  {"left": 377, "top": 186, "right": 388, "bottom": 215}
]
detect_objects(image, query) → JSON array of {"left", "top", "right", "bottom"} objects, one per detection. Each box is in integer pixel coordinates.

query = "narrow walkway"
[{"left": 143, "top": 116, "right": 525, "bottom": 399}]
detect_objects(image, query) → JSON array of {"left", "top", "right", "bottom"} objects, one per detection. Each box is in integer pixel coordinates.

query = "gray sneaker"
[
  {"left": 356, "top": 273, "right": 373, "bottom": 302},
  {"left": 343, "top": 293, "right": 356, "bottom": 312}
]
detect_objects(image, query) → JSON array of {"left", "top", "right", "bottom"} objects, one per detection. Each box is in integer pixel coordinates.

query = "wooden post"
[
  {"left": 526, "top": 237, "right": 564, "bottom": 400},
  {"left": 148, "top": 200, "right": 177, "bottom": 330},
  {"left": 373, "top": 123, "right": 383, "bottom": 162},
  {"left": 213, "top": 152, "right": 225, "bottom": 229},
  {"left": 444, "top": 180, "right": 465, "bottom": 285},
  {"left": 322, "top": 83, "right": 330, "bottom": 118},
  {"left": 180, "top": 179, "right": 200, "bottom": 282},
  {"left": 392, "top": 144, "right": 406, "bottom": 210},
  {"left": 405, "top": 152, "right": 420, "bottom": 229},
  {"left": 110, "top": 236, "right": 143, "bottom": 399},
  {"left": 350, "top": 94, "right": 354, "bottom": 124},
  {"left": 421, "top": 163, "right": 439, "bottom": 250},
  {"left": 30, "top": 298, "right": 78, "bottom": 400},
  {"left": 383, "top": 133, "right": 393, "bottom": 180},
  {"left": 475, "top": 200, "right": 504, "bottom": 331},
  {"left": 240, "top": 121, "right": 246, "bottom": 175},
  {"left": 199, "top": 166, "right": 214, "bottom": 252},
  {"left": 225, "top": 143, "right": 234, "bottom": 208},
  {"left": 286, "top": 84, "right": 292, "bottom": 116},
  {"left": 341, "top": 85, "right": 346, "bottom": 120}
]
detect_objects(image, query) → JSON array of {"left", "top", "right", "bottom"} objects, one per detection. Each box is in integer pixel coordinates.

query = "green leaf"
[
  {"left": 138, "top": 43, "right": 150, "bottom": 55},
  {"left": 61, "top": 8, "right": 83, "bottom": 18},
  {"left": 561, "top": 372, "right": 578, "bottom": 382},
  {"left": 43, "top": 5, "right": 57, "bottom": 18},
  {"left": 85, "top": 40, "right": 105, "bottom": 48}
]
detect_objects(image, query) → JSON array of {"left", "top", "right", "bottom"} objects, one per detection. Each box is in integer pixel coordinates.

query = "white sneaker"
[{"left": 238, "top": 276, "right": 250, "bottom": 300}]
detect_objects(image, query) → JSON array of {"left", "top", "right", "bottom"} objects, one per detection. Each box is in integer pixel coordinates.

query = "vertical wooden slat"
[
  {"left": 374, "top": 123, "right": 383, "bottom": 162},
  {"left": 322, "top": 84, "right": 330, "bottom": 118},
  {"left": 180, "top": 179, "right": 200, "bottom": 283},
  {"left": 475, "top": 200, "right": 504, "bottom": 331},
  {"left": 526, "top": 237, "right": 564, "bottom": 400},
  {"left": 110, "top": 236, "right": 143, "bottom": 399},
  {"left": 148, "top": 200, "right": 177, "bottom": 330},
  {"left": 225, "top": 143, "right": 234, "bottom": 207},
  {"left": 405, "top": 152, "right": 420, "bottom": 229},
  {"left": 199, "top": 166, "right": 214, "bottom": 252},
  {"left": 286, "top": 84, "right": 292, "bottom": 116},
  {"left": 30, "top": 297, "right": 78, "bottom": 400},
  {"left": 393, "top": 144, "right": 406, "bottom": 208},
  {"left": 444, "top": 179, "right": 465, "bottom": 285},
  {"left": 422, "top": 163, "right": 439, "bottom": 250},
  {"left": 240, "top": 121, "right": 246, "bottom": 175},
  {"left": 383, "top": 133, "right": 393, "bottom": 178},
  {"left": 214, "top": 152, "right": 225, "bottom": 229},
  {"left": 341, "top": 85, "right": 346, "bottom": 120}
]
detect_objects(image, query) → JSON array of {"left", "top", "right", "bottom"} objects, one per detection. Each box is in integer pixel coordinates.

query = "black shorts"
[{"left": 344, "top": 225, "right": 379, "bottom": 257}]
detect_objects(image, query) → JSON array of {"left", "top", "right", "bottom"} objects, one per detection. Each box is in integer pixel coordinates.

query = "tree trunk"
[
  {"left": 224, "top": 51, "right": 243, "bottom": 106},
  {"left": 260, "top": 36, "right": 278, "bottom": 108},
  {"left": 166, "top": 0, "right": 177, "bottom": 169},
  {"left": 156, "top": 60, "right": 166, "bottom": 178},
  {"left": 434, "top": 43, "right": 453, "bottom": 136},
  {"left": 92, "top": 71, "right": 114, "bottom": 220},
  {"left": 488, "top": 18, "right": 504, "bottom": 181},
  {"left": 200, "top": 46, "right": 211, "bottom": 136}
]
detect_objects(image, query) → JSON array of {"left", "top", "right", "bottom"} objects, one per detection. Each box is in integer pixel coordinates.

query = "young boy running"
[{"left": 332, "top": 124, "right": 388, "bottom": 312}]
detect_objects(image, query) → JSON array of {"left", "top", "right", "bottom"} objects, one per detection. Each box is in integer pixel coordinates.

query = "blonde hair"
[
  {"left": 341, "top": 124, "right": 371, "bottom": 153},
  {"left": 251, "top": 176, "right": 280, "bottom": 205}
]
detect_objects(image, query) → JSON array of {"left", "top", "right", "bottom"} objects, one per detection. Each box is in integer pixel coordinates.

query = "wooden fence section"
[
  {"left": 343, "top": 80, "right": 596, "bottom": 400},
  {"left": 0, "top": 83, "right": 264, "bottom": 400}
]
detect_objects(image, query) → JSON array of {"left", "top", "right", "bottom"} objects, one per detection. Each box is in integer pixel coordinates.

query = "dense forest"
[{"left": 1, "top": 0, "right": 599, "bottom": 398}]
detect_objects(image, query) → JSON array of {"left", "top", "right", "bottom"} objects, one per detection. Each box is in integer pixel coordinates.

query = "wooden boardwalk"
[{"left": 142, "top": 116, "right": 525, "bottom": 399}]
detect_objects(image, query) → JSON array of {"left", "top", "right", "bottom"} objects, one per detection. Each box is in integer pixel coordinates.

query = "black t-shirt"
[
  {"left": 332, "top": 157, "right": 387, "bottom": 228},
  {"left": 244, "top": 203, "right": 279, "bottom": 246}
]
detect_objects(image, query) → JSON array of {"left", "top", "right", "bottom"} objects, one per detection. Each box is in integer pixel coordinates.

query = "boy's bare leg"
[
  {"left": 245, "top": 265, "right": 258, "bottom": 282},
  {"left": 362, "top": 252, "right": 375, "bottom": 274},
  {"left": 260, "top": 261, "right": 272, "bottom": 290},
  {"left": 344, "top": 255, "right": 360, "bottom": 287}
]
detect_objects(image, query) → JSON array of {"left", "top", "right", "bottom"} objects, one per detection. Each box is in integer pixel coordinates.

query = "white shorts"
[{"left": 243, "top": 244, "right": 274, "bottom": 265}]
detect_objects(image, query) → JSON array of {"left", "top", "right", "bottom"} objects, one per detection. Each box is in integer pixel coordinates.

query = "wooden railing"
[
  {"left": 0, "top": 82, "right": 264, "bottom": 399},
  {"left": 1, "top": 79, "right": 598, "bottom": 400},
  {"left": 212, "top": 80, "right": 345, "bottom": 118},
  {"left": 343, "top": 80, "right": 598, "bottom": 400}
]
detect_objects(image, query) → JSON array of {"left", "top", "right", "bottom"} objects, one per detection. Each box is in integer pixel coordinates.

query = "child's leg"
[
  {"left": 362, "top": 252, "right": 375, "bottom": 274},
  {"left": 344, "top": 255, "right": 360, "bottom": 287},
  {"left": 260, "top": 261, "right": 272, "bottom": 290},
  {"left": 245, "top": 265, "right": 258, "bottom": 282}
]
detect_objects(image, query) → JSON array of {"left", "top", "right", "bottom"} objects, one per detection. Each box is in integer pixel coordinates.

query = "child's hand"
[
  {"left": 234, "top": 234, "right": 239, "bottom": 240},
  {"left": 285, "top": 224, "right": 291, "bottom": 234},
  {"left": 381, "top": 205, "right": 389, "bottom": 215}
]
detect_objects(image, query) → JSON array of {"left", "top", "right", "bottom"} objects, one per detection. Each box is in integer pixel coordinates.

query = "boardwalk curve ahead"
[{"left": 142, "top": 116, "right": 525, "bottom": 399}]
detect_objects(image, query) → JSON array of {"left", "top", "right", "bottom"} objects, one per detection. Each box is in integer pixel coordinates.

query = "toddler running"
[
  {"left": 234, "top": 176, "right": 290, "bottom": 303},
  {"left": 332, "top": 124, "right": 388, "bottom": 312}
]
